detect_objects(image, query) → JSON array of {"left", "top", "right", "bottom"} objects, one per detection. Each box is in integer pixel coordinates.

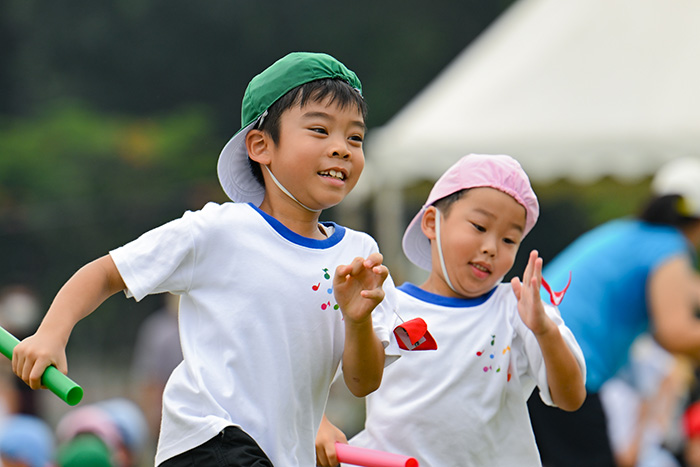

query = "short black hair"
[
  {"left": 247, "top": 78, "right": 368, "bottom": 187},
  {"left": 638, "top": 194, "right": 699, "bottom": 227},
  {"left": 433, "top": 189, "right": 468, "bottom": 216}
]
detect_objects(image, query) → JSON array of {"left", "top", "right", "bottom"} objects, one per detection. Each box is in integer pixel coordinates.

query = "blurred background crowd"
[{"left": 2, "top": 0, "right": 700, "bottom": 466}]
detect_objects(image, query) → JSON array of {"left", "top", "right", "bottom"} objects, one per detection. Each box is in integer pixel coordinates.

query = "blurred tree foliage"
[
  {"left": 0, "top": 0, "right": 514, "bottom": 128},
  {"left": 0, "top": 101, "right": 221, "bottom": 281},
  {"left": 0, "top": 0, "right": 515, "bottom": 363},
  {"left": 0, "top": 101, "right": 223, "bottom": 361}
]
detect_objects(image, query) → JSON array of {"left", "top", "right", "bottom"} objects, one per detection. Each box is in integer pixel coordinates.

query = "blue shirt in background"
[{"left": 542, "top": 218, "right": 691, "bottom": 392}]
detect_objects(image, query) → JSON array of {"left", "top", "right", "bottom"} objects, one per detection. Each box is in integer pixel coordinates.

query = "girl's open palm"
[{"left": 510, "top": 250, "right": 553, "bottom": 336}]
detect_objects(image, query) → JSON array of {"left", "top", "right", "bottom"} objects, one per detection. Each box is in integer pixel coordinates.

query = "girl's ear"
[
  {"left": 246, "top": 129, "right": 271, "bottom": 165},
  {"left": 421, "top": 206, "right": 438, "bottom": 241}
]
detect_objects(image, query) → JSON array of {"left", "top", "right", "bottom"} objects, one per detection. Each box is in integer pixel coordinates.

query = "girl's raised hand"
[{"left": 510, "top": 250, "right": 554, "bottom": 336}]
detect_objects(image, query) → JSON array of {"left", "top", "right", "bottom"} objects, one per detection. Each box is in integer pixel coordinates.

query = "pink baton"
[{"left": 335, "top": 443, "right": 419, "bottom": 467}]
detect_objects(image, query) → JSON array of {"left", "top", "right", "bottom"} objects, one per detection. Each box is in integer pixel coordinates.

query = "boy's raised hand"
[
  {"left": 334, "top": 252, "right": 388, "bottom": 397},
  {"left": 334, "top": 252, "right": 389, "bottom": 323},
  {"left": 510, "top": 250, "right": 555, "bottom": 336}
]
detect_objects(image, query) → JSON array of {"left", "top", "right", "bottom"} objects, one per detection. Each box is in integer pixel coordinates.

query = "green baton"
[{"left": 0, "top": 325, "right": 83, "bottom": 406}]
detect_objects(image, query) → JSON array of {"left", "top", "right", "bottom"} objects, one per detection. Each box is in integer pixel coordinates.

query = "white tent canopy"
[
  {"left": 359, "top": 0, "right": 700, "bottom": 190},
  {"left": 345, "top": 0, "right": 700, "bottom": 278}
]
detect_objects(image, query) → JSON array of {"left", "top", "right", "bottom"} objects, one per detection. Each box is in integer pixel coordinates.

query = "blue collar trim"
[
  {"left": 249, "top": 203, "right": 345, "bottom": 248},
  {"left": 398, "top": 282, "right": 497, "bottom": 308}
]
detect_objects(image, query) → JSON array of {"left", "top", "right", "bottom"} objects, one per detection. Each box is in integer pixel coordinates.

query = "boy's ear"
[
  {"left": 246, "top": 129, "right": 271, "bottom": 165},
  {"left": 421, "top": 206, "right": 438, "bottom": 241}
]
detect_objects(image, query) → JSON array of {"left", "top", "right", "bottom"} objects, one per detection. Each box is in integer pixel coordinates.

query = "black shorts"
[
  {"left": 528, "top": 392, "right": 615, "bottom": 467},
  {"left": 159, "top": 426, "right": 274, "bottom": 467}
]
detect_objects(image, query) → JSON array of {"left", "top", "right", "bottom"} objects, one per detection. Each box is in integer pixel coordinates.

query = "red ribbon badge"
[{"left": 393, "top": 317, "right": 438, "bottom": 351}]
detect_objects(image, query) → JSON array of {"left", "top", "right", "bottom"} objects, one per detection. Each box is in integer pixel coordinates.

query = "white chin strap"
[
  {"left": 263, "top": 165, "right": 321, "bottom": 213},
  {"left": 435, "top": 208, "right": 459, "bottom": 294}
]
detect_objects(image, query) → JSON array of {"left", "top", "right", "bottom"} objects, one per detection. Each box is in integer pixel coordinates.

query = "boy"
[
  {"left": 12, "top": 52, "right": 396, "bottom": 467},
  {"left": 316, "top": 154, "right": 586, "bottom": 466}
]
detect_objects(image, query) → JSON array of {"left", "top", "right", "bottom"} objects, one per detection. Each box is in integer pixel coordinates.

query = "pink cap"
[
  {"left": 402, "top": 154, "right": 539, "bottom": 271},
  {"left": 55, "top": 405, "right": 122, "bottom": 452}
]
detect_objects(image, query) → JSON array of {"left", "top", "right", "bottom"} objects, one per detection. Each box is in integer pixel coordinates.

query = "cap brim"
[
  {"left": 217, "top": 121, "right": 265, "bottom": 204},
  {"left": 402, "top": 207, "right": 432, "bottom": 271}
]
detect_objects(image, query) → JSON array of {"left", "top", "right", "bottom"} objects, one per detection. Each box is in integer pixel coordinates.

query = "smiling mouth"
[
  {"left": 471, "top": 263, "right": 491, "bottom": 274},
  {"left": 319, "top": 169, "right": 346, "bottom": 181}
]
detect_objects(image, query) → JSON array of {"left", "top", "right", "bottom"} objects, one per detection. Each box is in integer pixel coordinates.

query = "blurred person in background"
[
  {"left": 528, "top": 157, "right": 700, "bottom": 467},
  {"left": 0, "top": 413, "right": 55, "bottom": 467},
  {"left": 96, "top": 398, "right": 149, "bottom": 467},
  {"left": 0, "top": 359, "right": 19, "bottom": 422},
  {"left": 0, "top": 285, "right": 41, "bottom": 416},
  {"left": 56, "top": 434, "right": 114, "bottom": 467},
  {"left": 130, "top": 293, "right": 181, "bottom": 444},
  {"left": 0, "top": 285, "right": 41, "bottom": 341},
  {"left": 600, "top": 334, "right": 691, "bottom": 467},
  {"left": 53, "top": 399, "right": 149, "bottom": 467}
]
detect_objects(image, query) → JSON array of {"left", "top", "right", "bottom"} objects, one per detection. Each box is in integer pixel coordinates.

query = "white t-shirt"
[
  {"left": 349, "top": 282, "right": 585, "bottom": 467},
  {"left": 110, "top": 202, "right": 397, "bottom": 466}
]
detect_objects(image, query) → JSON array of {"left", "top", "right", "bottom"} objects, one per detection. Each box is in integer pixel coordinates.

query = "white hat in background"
[{"left": 651, "top": 157, "right": 700, "bottom": 218}]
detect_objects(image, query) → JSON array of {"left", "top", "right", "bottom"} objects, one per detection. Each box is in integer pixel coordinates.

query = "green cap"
[
  {"left": 57, "top": 435, "right": 113, "bottom": 467},
  {"left": 217, "top": 52, "right": 362, "bottom": 204}
]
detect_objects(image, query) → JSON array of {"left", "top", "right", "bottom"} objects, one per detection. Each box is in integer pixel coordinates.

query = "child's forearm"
[
  {"left": 536, "top": 325, "right": 586, "bottom": 411},
  {"left": 39, "top": 255, "right": 126, "bottom": 341},
  {"left": 341, "top": 318, "right": 384, "bottom": 397},
  {"left": 13, "top": 255, "right": 126, "bottom": 389}
]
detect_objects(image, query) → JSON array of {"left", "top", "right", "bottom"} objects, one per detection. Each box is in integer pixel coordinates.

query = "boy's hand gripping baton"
[
  {"left": 0, "top": 325, "right": 83, "bottom": 406},
  {"left": 335, "top": 443, "right": 419, "bottom": 467}
]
